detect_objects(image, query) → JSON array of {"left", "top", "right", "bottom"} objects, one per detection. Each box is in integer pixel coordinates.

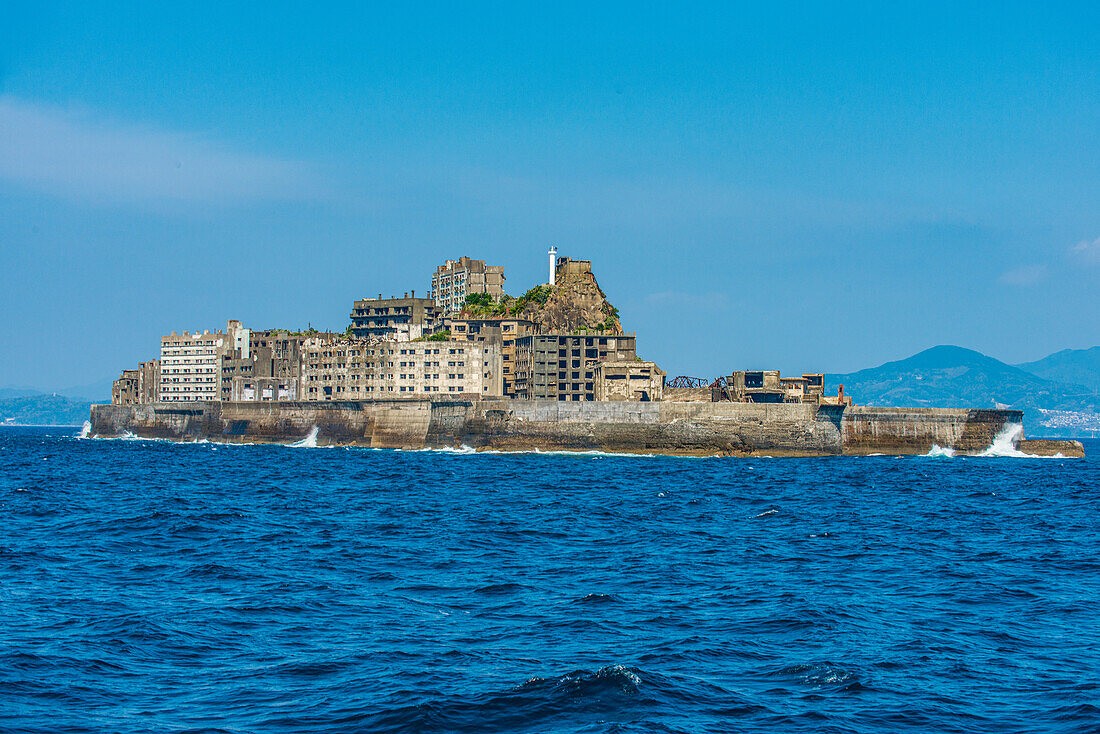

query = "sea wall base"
[{"left": 87, "top": 399, "right": 1080, "bottom": 457}]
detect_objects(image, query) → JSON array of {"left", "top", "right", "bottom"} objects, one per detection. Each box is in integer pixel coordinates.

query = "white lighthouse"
[{"left": 548, "top": 245, "right": 558, "bottom": 286}]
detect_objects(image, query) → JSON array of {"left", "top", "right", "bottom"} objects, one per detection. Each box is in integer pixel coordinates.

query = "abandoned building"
[
  {"left": 594, "top": 360, "right": 665, "bottom": 402},
  {"left": 718, "top": 371, "right": 849, "bottom": 405},
  {"left": 348, "top": 293, "right": 441, "bottom": 341},
  {"left": 511, "top": 334, "right": 638, "bottom": 401},
  {"left": 449, "top": 316, "right": 536, "bottom": 397},
  {"left": 431, "top": 257, "right": 506, "bottom": 317}
]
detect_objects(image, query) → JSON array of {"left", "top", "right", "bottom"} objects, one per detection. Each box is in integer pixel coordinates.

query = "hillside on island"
[
  {"left": 461, "top": 261, "right": 623, "bottom": 335},
  {"left": 828, "top": 345, "right": 1100, "bottom": 437},
  {"left": 0, "top": 394, "right": 95, "bottom": 426},
  {"left": 1014, "top": 347, "right": 1100, "bottom": 390}
]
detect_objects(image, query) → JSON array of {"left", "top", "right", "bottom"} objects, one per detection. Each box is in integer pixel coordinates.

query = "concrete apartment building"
[
  {"left": 512, "top": 334, "right": 638, "bottom": 401},
  {"left": 431, "top": 257, "right": 505, "bottom": 316},
  {"left": 221, "top": 328, "right": 331, "bottom": 402},
  {"left": 158, "top": 320, "right": 252, "bottom": 402},
  {"left": 449, "top": 316, "right": 535, "bottom": 397},
  {"left": 161, "top": 329, "right": 225, "bottom": 402},
  {"left": 348, "top": 293, "right": 440, "bottom": 341},
  {"left": 295, "top": 336, "right": 503, "bottom": 401},
  {"left": 593, "top": 360, "right": 665, "bottom": 402}
]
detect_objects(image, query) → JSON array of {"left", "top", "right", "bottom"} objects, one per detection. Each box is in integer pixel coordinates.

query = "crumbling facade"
[
  {"left": 719, "top": 371, "right": 849, "bottom": 405},
  {"left": 431, "top": 257, "right": 505, "bottom": 316},
  {"left": 349, "top": 295, "right": 440, "bottom": 341},
  {"left": 230, "top": 376, "right": 298, "bottom": 402},
  {"left": 449, "top": 317, "right": 536, "bottom": 397},
  {"left": 594, "top": 361, "right": 665, "bottom": 402},
  {"left": 297, "top": 336, "right": 503, "bottom": 401},
  {"left": 512, "top": 334, "right": 638, "bottom": 401},
  {"left": 160, "top": 330, "right": 223, "bottom": 402},
  {"left": 112, "top": 369, "right": 139, "bottom": 405},
  {"left": 111, "top": 360, "right": 160, "bottom": 406}
]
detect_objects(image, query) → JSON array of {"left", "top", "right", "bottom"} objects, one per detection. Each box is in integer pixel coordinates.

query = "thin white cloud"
[
  {"left": 997, "top": 264, "right": 1048, "bottom": 286},
  {"left": 1071, "top": 237, "right": 1100, "bottom": 265},
  {"left": 0, "top": 96, "right": 319, "bottom": 206}
]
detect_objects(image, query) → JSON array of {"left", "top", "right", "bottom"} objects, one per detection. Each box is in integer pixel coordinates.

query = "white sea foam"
[
  {"left": 77, "top": 421, "right": 92, "bottom": 439},
  {"left": 922, "top": 423, "right": 1072, "bottom": 459},
  {"left": 413, "top": 444, "right": 478, "bottom": 455},
  {"left": 91, "top": 431, "right": 167, "bottom": 442},
  {"left": 287, "top": 426, "right": 319, "bottom": 448},
  {"left": 977, "top": 422, "right": 1027, "bottom": 457},
  {"left": 402, "top": 446, "right": 664, "bottom": 458},
  {"left": 753, "top": 508, "right": 778, "bottom": 518}
]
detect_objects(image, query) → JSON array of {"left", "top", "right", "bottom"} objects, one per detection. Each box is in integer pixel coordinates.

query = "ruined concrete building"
[
  {"left": 349, "top": 294, "right": 440, "bottom": 342},
  {"left": 431, "top": 257, "right": 505, "bottom": 316},
  {"left": 112, "top": 360, "right": 161, "bottom": 406},
  {"left": 449, "top": 316, "right": 536, "bottom": 397},
  {"left": 294, "top": 336, "right": 503, "bottom": 400},
  {"left": 512, "top": 334, "right": 639, "bottom": 401},
  {"left": 594, "top": 361, "right": 666, "bottom": 402},
  {"left": 719, "top": 371, "right": 850, "bottom": 406},
  {"left": 159, "top": 323, "right": 241, "bottom": 402},
  {"left": 112, "top": 254, "right": 671, "bottom": 406}
]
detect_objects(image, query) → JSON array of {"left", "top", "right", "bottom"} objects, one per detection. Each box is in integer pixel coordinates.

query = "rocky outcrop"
[{"left": 519, "top": 269, "right": 622, "bottom": 335}]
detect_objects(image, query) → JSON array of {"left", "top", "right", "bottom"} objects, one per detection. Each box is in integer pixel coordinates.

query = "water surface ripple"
[{"left": 2, "top": 427, "right": 1098, "bottom": 733}]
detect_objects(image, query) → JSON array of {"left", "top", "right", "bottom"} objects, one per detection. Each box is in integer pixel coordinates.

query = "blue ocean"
[{"left": 2, "top": 426, "right": 1098, "bottom": 733}]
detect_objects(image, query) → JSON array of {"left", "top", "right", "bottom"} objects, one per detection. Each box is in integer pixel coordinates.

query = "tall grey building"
[{"left": 431, "top": 257, "right": 505, "bottom": 316}]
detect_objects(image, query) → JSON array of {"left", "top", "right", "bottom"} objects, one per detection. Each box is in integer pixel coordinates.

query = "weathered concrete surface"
[
  {"left": 1017, "top": 438, "right": 1086, "bottom": 458},
  {"left": 88, "top": 399, "right": 1082, "bottom": 457},
  {"left": 839, "top": 406, "right": 1023, "bottom": 455}
]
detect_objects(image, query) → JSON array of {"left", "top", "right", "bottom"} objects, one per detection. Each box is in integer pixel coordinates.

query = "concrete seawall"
[{"left": 89, "top": 399, "right": 1083, "bottom": 457}]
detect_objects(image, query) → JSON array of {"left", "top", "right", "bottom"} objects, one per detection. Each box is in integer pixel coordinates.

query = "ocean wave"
[
  {"left": 977, "top": 422, "right": 1027, "bottom": 457},
  {"left": 286, "top": 425, "right": 320, "bottom": 448},
  {"left": 352, "top": 665, "right": 648, "bottom": 733},
  {"left": 769, "top": 661, "right": 864, "bottom": 690},
  {"left": 3, "top": 427, "right": 1097, "bottom": 734}
]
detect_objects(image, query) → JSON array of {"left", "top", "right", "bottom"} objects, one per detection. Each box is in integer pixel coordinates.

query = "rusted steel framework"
[{"left": 666, "top": 375, "right": 711, "bottom": 389}]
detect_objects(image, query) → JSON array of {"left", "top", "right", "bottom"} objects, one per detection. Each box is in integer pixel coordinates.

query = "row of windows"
[
  {"left": 306, "top": 385, "right": 465, "bottom": 395},
  {"left": 306, "top": 373, "right": 468, "bottom": 382}
]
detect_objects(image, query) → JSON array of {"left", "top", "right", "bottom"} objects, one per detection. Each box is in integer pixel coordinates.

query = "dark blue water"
[{"left": 2, "top": 426, "right": 1098, "bottom": 733}]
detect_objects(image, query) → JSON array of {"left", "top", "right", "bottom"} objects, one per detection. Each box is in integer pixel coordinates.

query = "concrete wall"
[
  {"left": 89, "top": 399, "right": 1035, "bottom": 456},
  {"left": 839, "top": 406, "right": 1019, "bottom": 454}
]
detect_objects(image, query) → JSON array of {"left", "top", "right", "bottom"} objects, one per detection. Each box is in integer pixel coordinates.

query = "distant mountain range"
[
  {"left": 1014, "top": 347, "right": 1100, "bottom": 390},
  {"left": 0, "top": 379, "right": 111, "bottom": 426},
  {"left": 828, "top": 345, "right": 1100, "bottom": 438},
  {"left": 3, "top": 349, "right": 1099, "bottom": 435},
  {"left": 0, "top": 395, "right": 95, "bottom": 427}
]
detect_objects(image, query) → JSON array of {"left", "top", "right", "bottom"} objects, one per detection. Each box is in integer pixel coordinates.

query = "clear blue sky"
[{"left": 2, "top": 2, "right": 1098, "bottom": 390}]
